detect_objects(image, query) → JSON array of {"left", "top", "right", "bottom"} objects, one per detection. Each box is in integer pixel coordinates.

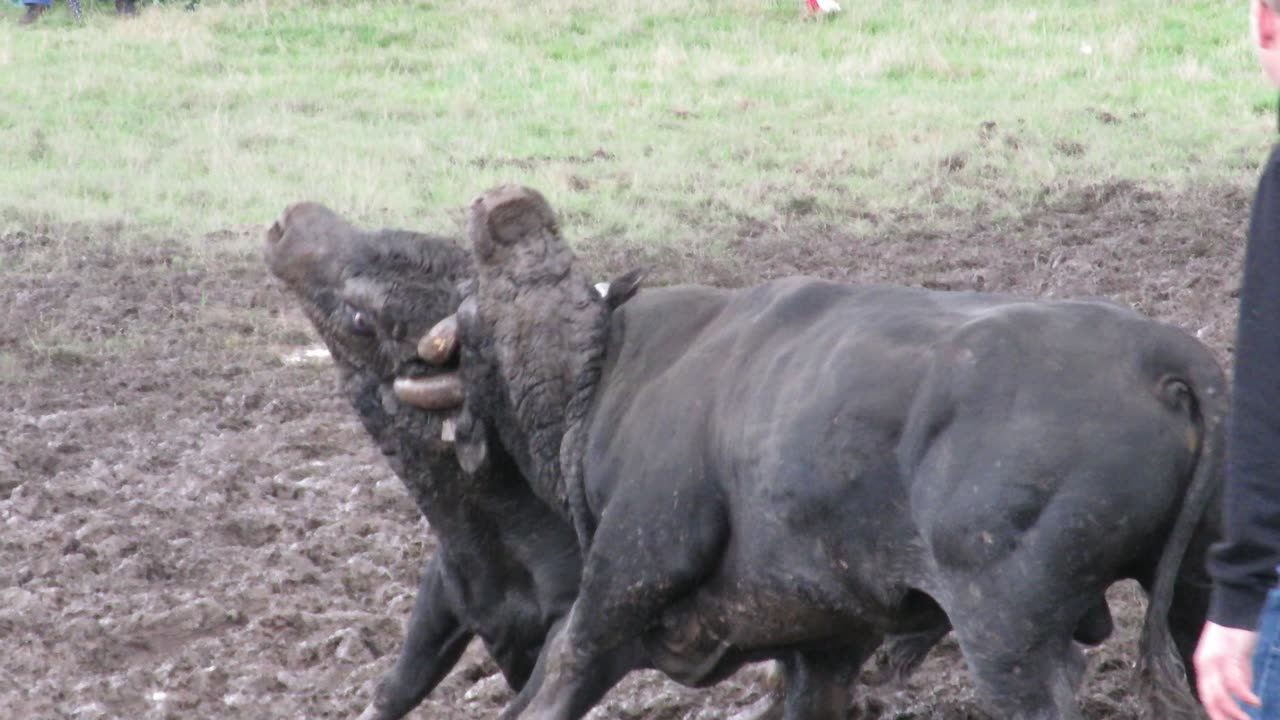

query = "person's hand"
[{"left": 1195, "top": 621, "right": 1262, "bottom": 720}]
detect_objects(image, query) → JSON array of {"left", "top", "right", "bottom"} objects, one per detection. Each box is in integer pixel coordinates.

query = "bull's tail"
[{"left": 1136, "top": 334, "right": 1227, "bottom": 720}]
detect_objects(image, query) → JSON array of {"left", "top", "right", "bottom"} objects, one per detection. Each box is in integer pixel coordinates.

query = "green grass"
[{"left": 0, "top": 0, "right": 1270, "bottom": 249}]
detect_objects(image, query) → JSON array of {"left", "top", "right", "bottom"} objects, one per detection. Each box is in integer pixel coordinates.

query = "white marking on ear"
[{"left": 594, "top": 282, "right": 610, "bottom": 299}]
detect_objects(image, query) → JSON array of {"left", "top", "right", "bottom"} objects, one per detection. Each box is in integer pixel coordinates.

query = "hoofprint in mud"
[{"left": 434, "top": 184, "right": 1226, "bottom": 720}]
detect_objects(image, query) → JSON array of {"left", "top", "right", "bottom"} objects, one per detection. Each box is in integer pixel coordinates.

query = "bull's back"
[
  {"left": 584, "top": 277, "right": 1220, "bottom": 647},
  {"left": 587, "top": 277, "right": 1204, "bottom": 561},
  {"left": 588, "top": 278, "right": 1030, "bottom": 482},
  {"left": 600, "top": 277, "right": 1186, "bottom": 463},
  {"left": 583, "top": 280, "right": 1016, "bottom": 560}
]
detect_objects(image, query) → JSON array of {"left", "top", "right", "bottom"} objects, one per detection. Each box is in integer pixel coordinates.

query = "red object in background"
[{"left": 806, "top": 0, "right": 841, "bottom": 13}]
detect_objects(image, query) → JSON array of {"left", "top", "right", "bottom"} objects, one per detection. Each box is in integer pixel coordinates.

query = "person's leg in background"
[{"left": 18, "top": 0, "right": 50, "bottom": 25}]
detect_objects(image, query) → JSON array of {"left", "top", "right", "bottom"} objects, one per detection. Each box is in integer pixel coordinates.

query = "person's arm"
[
  {"left": 1197, "top": 144, "right": 1280, "bottom": 720},
  {"left": 1209, "top": 145, "right": 1280, "bottom": 630}
]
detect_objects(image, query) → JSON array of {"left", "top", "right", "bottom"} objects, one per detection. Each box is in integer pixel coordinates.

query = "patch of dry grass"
[{"left": 0, "top": 0, "right": 1267, "bottom": 253}]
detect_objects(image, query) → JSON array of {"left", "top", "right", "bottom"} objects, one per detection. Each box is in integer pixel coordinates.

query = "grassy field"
[{"left": 0, "top": 0, "right": 1269, "bottom": 250}]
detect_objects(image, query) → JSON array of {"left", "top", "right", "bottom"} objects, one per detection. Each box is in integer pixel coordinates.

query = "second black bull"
[
  {"left": 264, "top": 203, "right": 587, "bottom": 720},
  {"left": 264, "top": 202, "right": 963, "bottom": 720},
  {"left": 430, "top": 185, "right": 1227, "bottom": 720}
]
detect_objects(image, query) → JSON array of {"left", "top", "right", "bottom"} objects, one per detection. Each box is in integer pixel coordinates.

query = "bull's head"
[
  {"left": 399, "top": 186, "right": 643, "bottom": 539},
  {"left": 265, "top": 202, "right": 470, "bottom": 409}
]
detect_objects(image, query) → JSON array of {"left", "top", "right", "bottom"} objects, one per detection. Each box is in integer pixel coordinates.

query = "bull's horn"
[
  {"left": 393, "top": 373, "right": 465, "bottom": 410},
  {"left": 418, "top": 315, "right": 458, "bottom": 365}
]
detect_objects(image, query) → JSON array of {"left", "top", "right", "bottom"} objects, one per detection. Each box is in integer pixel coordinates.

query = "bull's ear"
[
  {"left": 603, "top": 267, "right": 646, "bottom": 311},
  {"left": 455, "top": 294, "right": 480, "bottom": 344},
  {"left": 455, "top": 278, "right": 477, "bottom": 301},
  {"left": 453, "top": 409, "right": 489, "bottom": 475}
]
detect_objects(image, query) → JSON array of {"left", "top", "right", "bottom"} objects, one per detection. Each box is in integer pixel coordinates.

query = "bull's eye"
[{"left": 345, "top": 306, "right": 376, "bottom": 337}]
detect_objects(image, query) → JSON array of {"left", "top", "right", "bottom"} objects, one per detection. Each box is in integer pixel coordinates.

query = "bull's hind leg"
[
  {"left": 1165, "top": 574, "right": 1211, "bottom": 694},
  {"left": 953, "top": 624, "right": 1085, "bottom": 720},
  {"left": 1132, "top": 527, "right": 1214, "bottom": 699},
  {"left": 931, "top": 533, "right": 1098, "bottom": 718},
  {"left": 732, "top": 651, "right": 857, "bottom": 720},
  {"left": 864, "top": 622, "right": 952, "bottom": 686},
  {"left": 519, "top": 490, "right": 730, "bottom": 720},
  {"left": 780, "top": 644, "right": 878, "bottom": 720},
  {"left": 943, "top": 601, "right": 1084, "bottom": 720},
  {"left": 941, "top": 576, "right": 1094, "bottom": 720}
]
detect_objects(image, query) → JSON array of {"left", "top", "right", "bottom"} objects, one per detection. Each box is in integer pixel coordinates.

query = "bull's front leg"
[
  {"left": 517, "top": 486, "right": 730, "bottom": 720},
  {"left": 358, "top": 553, "right": 473, "bottom": 720},
  {"left": 499, "top": 617, "right": 644, "bottom": 720}
]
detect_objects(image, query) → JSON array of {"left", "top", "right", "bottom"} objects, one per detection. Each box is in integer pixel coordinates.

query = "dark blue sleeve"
[{"left": 1208, "top": 145, "right": 1280, "bottom": 630}]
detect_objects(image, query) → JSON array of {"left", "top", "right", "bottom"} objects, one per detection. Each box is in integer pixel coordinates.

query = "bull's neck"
[
  {"left": 551, "top": 299, "right": 612, "bottom": 544},
  {"left": 339, "top": 369, "right": 492, "bottom": 537}
]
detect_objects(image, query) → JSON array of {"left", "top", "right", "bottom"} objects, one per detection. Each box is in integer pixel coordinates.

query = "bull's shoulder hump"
[
  {"left": 615, "top": 284, "right": 733, "bottom": 330},
  {"left": 723, "top": 278, "right": 1013, "bottom": 328},
  {"left": 606, "top": 284, "right": 732, "bottom": 351}
]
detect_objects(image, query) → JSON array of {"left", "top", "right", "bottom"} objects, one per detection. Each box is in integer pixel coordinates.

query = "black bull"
[
  {"left": 264, "top": 204, "right": 927, "bottom": 720},
  {"left": 263, "top": 203, "right": 586, "bottom": 720},
  {"left": 454, "top": 187, "right": 1227, "bottom": 720}
]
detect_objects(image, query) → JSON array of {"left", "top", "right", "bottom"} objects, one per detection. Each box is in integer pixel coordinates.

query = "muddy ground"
[{"left": 0, "top": 182, "right": 1250, "bottom": 719}]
